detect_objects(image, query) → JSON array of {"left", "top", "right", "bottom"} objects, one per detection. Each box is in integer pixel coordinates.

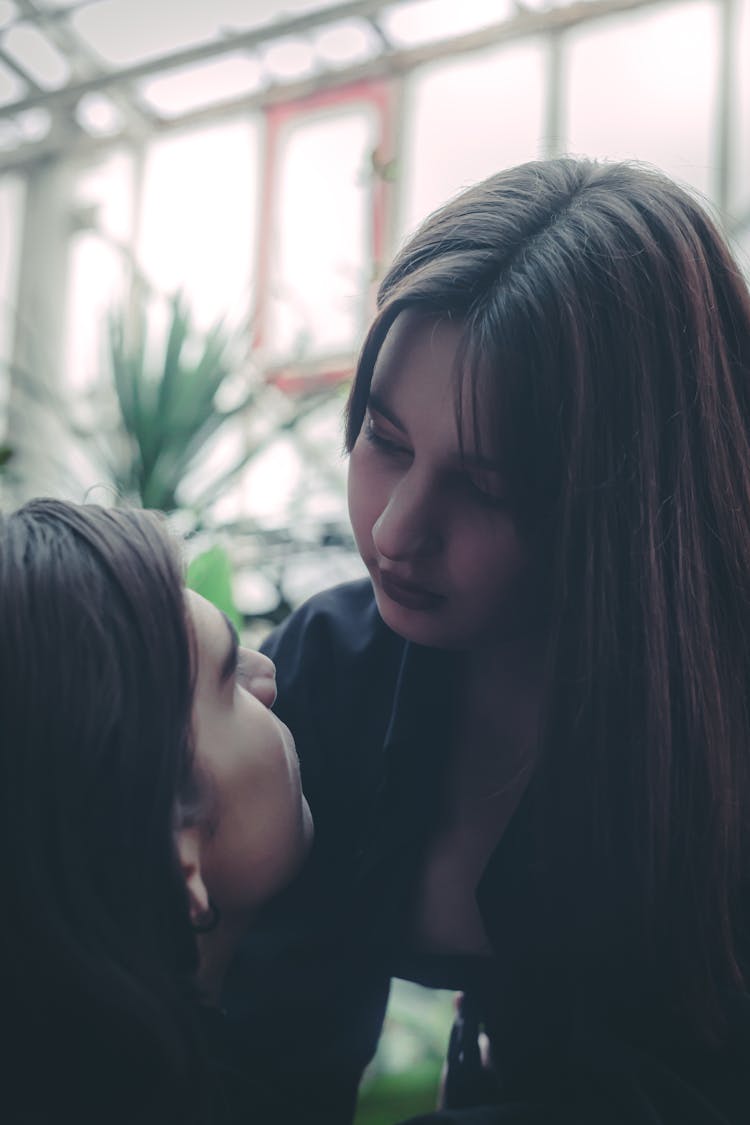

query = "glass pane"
[
  {"left": 380, "top": 0, "right": 512, "bottom": 48},
  {"left": 212, "top": 0, "right": 333, "bottom": 29},
  {"left": 71, "top": 0, "right": 351, "bottom": 67},
  {"left": 398, "top": 39, "right": 546, "bottom": 239},
  {"left": 0, "top": 174, "right": 25, "bottom": 402},
  {"left": 75, "top": 92, "right": 123, "bottom": 136},
  {"left": 265, "top": 104, "right": 379, "bottom": 363},
  {"left": 3, "top": 22, "right": 70, "bottom": 89},
  {"left": 64, "top": 151, "right": 133, "bottom": 392},
  {"left": 565, "top": 1, "right": 718, "bottom": 200},
  {"left": 312, "top": 19, "right": 381, "bottom": 68},
  {"left": 72, "top": 0, "right": 222, "bottom": 66},
  {"left": 138, "top": 118, "right": 260, "bottom": 331},
  {"left": 65, "top": 232, "right": 127, "bottom": 393},
  {"left": 259, "top": 36, "right": 316, "bottom": 82}
]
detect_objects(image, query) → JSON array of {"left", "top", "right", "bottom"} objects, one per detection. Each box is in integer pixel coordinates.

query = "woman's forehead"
[
  {"left": 371, "top": 309, "right": 462, "bottom": 389},
  {"left": 370, "top": 309, "right": 499, "bottom": 457}
]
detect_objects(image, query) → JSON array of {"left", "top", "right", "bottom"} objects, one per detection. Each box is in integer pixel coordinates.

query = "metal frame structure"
[
  {"left": 1, "top": 0, "right": 748, "bottom": 503},
  {"left": 0, "top": 0, "right": 745, "bottom": 225}
]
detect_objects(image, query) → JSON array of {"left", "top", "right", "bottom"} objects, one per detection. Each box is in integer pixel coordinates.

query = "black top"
[{"left": 221, "top": 579, "right": 750, "bottom": 1125}]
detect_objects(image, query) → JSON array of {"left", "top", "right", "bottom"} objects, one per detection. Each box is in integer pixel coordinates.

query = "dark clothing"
[{"left": 222, "top": 579, "right": 750, "bottom": 1125}]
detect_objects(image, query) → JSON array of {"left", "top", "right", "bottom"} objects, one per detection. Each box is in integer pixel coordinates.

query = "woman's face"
[
  {"left": 185, "top": 591, "right": 313, "bottom": 916},
  {"left": 348, "top": 311, "right": 537, "bottom": 652}
]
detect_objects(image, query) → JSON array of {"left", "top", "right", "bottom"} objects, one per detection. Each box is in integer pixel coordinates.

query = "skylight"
[
  {"left": 75, "top": 91, "right": 123, "bottom": 135},
  {"left": 379, "top": 0, "right": 511, "bottom": 48},
  {"left": 4, "top": 22, "right": 70, "bottom": 89},
  {"left": 260, "top": 36, "right": 317, "bottom": 82},
  {"left": 312, "top": 19, "right": 381, "bottom": 68},
  {"left": 70, "top": 0, "right": 221, "bottom": 67}
]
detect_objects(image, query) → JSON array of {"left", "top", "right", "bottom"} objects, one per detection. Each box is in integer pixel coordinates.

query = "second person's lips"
[{"left": 378, "top": 570, "right": 445, "bottom": 610}]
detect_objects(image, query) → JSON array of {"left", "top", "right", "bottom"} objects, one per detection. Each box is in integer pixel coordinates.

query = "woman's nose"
[
  {"left": 371, "top": 473, "right": 441, "bottom": 562},
  {"left": 240, "top": 649, "right": 277, "bottom": 707}
]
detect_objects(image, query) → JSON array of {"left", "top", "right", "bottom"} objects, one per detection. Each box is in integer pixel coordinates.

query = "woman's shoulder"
[{"left": 260, "top": 580, "right": 404, "bottom": 777}]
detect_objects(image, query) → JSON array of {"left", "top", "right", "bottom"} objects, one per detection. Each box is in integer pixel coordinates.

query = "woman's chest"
[
  {"left": 409, "top": 817, "right": 498, "bottom": 955},
  {"left": 407, "top": 724, "right": 531, "bottom": 957}
]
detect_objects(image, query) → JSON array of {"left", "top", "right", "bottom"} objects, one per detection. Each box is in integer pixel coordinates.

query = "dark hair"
[
  {"left": 0, "top": 499, "right": 211, "bottom": 1122},
  {"left": 346, "top": 158, "right": 750, "bottom": 1044}
]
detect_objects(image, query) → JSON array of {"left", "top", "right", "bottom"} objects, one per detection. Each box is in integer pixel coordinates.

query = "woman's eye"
[{"left": 364, "top": 417, "right": 410, "bottom": 457}]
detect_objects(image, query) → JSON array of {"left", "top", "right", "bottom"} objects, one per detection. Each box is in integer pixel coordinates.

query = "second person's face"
[
  {"left": 186, "top": 592, "right": 313, "bottom": 918},
  {"left": 348, "top": 311, "right": 535, "bottom": 652}
]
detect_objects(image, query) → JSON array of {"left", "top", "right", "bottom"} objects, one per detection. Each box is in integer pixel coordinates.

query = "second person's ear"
[{"left": 175, "top": 826, "right": 210, "bottom": 926}]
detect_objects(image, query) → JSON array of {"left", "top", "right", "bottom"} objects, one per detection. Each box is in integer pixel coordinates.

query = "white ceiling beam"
[
  {"left": 0, "top": 0, "right": 398, "bottom": 118},
  {"left": 11, "top": 0, "right": 157, "bottom": 139},
  {"left": 0, "top": 0, "right": 710, "bottom": 177}
]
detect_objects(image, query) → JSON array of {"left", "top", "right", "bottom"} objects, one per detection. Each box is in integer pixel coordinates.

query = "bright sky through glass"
[
  {"left": 69, "top": 0, "right": 354, "bottom": 67},
  {"left": 260, "top": 35, "right": 317, "bottom": 81},
  {"left": 312, "top": 19, "right": 380, "bottom": 67},
  {"left": 35, "top": 0, "right": 742, "bottom": 523},
  {"left": 566, "top": 0, "right": 718, "bottom": 197},
  {"left": 398, "top": 38, "right": 546, "bottom": 239},
  {"left": 71, "top": 0, "right": 228, "bottom": 66},
  {"left": 75, "top": 92, "right": 123, "bottom": 135},
  {"left": 3, "top": 22, "right": 70, "bottom": 88},
  {"left": 266, "top": 105, "right": 376, "bottom": 362},
  {"left": 138, "top": 119, "right": 259, "bottom": 331},
  {"left": 380, "top": 0, "right": 513, "bottom": 47}
]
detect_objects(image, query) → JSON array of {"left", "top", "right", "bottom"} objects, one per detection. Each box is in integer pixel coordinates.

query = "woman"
[
  {"left": 0, "top": 498, "right": 312, "bottom": 1124},
  {"left": 223, "top": 157, "right": 750, "bottom": 1124}
]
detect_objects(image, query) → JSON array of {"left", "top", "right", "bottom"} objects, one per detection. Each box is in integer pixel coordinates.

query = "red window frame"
[{"left": 254, "top": 78, "right": 397, "bottom": 393}]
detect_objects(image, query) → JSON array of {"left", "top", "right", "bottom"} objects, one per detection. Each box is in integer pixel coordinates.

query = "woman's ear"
[{"left": 175, "top": 826, "right": 210, "bottom": 925}]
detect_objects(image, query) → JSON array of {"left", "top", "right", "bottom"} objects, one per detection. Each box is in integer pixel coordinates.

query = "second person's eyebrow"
[{"left": 219, "top": 613, "right": 240, "bottom": 686}]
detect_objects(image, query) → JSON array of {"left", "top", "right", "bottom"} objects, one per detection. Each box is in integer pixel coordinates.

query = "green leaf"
[
  {"left": 186, "top": 545, "right": 242, "bottom": 630},
  {"left": 354, "top": 1062, "right": 441, "bottom": 1125},
  {"left": 158, "top": 293, "right": 190, "bottom": 420}
]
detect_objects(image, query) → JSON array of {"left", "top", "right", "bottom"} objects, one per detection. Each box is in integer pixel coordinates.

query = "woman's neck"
[
  {"left": 461, "top": 631, "right": 546, "bottom": 744},
  {"left": 440, "top": 632, "right": 546, "bottom": 812}
]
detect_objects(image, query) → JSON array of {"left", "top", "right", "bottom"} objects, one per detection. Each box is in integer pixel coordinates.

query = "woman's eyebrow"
[
  {"left": 219, "top": 613, "right": 239, "bottom": 686},
  {"left": 369, "top": 390, "right": 503, "bottom": 472},
  {"left": 367, "top": 392, "right": 406, "bottom": 433}
]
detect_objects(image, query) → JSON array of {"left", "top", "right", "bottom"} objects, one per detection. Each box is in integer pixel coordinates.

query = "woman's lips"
[{"left": 378, "top": 570, "right": 446, "bottom": 611}]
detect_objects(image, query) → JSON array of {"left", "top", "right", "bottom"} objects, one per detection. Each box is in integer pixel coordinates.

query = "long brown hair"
[
  {"left": 346, "top": 158, "right": 750, "bottom": 1043},
  {"left": 0, "top": 499, "right": 213, "bottom": 1121}
]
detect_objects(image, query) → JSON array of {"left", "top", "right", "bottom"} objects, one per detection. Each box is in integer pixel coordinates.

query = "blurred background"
[{"left": 0, "top": 0, "right": 748, "bottom": 1118}]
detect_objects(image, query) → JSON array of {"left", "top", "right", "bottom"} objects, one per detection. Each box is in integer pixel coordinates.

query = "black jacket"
[{"left": 222, "top": 580, "right": 750, "bottom": 1125}]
